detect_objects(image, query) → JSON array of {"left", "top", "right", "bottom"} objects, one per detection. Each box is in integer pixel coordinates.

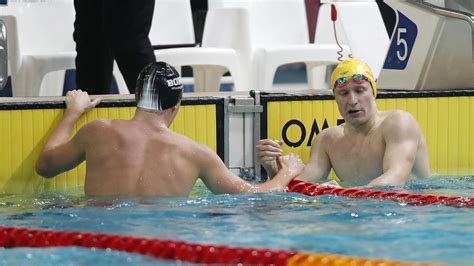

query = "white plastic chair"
[
  {"left": 250, "top": 0, "right": 344, "bottom": 91},
  {"left": 208, "top": 0, "right": 252, "bottom": 9},
  {"left": 154, "top": 7, "right": 252, "bottom": 92},
  {"left": 2, "top": 1, "right": 129, "bottom": 96},
  {"left": 1, "top": 2, "right": 76, "bottom": 97},
  {"left": 0, "top": 15, "right": 17, "bottom": 86},
  {"left": 150, "top": 0, "right": 195, "bottom": 46},
  {"left": 209, "top": 0, "right": 344, "bottom": 91}
]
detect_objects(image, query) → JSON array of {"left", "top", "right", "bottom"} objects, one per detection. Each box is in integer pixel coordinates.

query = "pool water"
[{"left": 0, "top": 177, "right": 473, "bottom": 265}]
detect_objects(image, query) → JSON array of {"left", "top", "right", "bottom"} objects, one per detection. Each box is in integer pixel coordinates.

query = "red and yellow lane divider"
[
  {"left": 3, "top": 179, "right": 466, "bottom": 265},
  {"left": 288, "top": 253, "right": 440, "bottom": 266},
  {"left": 0, "top": 226, "right": 440, "bottom": 265}
]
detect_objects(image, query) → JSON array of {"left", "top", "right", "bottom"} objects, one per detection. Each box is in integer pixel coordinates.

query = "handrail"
[
  {"left": 409, "top": 0, "right": 473, "bottom": 61},
  {"left": 0, "top": 19, "right": 7, "bottom": 91},
  {"left": 413, "top": 0, "right": 473, "bottom": 25}
]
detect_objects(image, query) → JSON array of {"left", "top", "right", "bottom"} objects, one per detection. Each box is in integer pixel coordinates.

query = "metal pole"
[
  {"left": 253, "top": 91, "right": 262, "bottom": 181},
  {"left": 0, "top": 19, "right": 7, "bottom": 91}
]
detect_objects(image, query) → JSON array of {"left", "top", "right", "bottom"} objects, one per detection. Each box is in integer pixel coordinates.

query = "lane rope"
[
  {"left": 0, "top": 226, "right": 438, "bottom": 265},
  {"left": 286, "top": 180, "right": 474, "bottom": 208},
  {"left": 1, "top": 179, "right": 466, "bottom": 264}
]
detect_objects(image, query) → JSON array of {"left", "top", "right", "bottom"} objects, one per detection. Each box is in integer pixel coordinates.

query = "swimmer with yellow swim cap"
[
  {"left": 37, "top": 61, "right": 304, "bottom": 197},
  {"left": 331, "top": 58, "right": 377, "bottom": 97},
  {"left": 330, "top": 58, "right": 378, "bottom": 128},
  {"left": 257, "top": 58, "right": 431, "bottom": 188}
]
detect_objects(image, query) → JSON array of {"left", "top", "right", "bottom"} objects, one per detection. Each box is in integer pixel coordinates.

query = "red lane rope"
[
  {"left": 0, "top": 226, "right": 294, "bottom": 265},
  {"left": 0, "top": 226, "right": 438, "bottom": 265},
  {"left": 286, "top": 180, "right": 474, "bottom": 208}
]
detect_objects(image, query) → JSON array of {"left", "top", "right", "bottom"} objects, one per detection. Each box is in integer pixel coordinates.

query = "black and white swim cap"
[{"left": 135, "top": 62, "right": 183, "bottom": 111}]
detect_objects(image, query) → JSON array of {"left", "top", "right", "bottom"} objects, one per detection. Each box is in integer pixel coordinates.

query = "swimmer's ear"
[{"left": 171, "top": 105, "right": 179, "bottom": 112}]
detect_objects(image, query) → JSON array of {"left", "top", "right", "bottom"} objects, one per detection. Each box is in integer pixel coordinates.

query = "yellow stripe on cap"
[{"left": 331, "top": 58, "right": 377, "bottom": 97}]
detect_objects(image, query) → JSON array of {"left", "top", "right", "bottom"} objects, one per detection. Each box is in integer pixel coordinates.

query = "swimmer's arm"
[
  {"left": 36, "top": 90, "right": 100, "bottom": 178},
  {"left": 36, "top": 111, "right": 86, "bottom": 178},
  {"left": 296, "top": 130, "right": 331, "bottom": 183},
  {"left": 366, "top": 113, "right": 419, "bottom": 187},
  {"left": 199, "top": 145, "right": 302, "bottom": 194}
]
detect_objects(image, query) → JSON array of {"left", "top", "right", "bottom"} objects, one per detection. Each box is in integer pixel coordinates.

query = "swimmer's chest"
[{"left": 328, "top": 132, "right": 385, "bottom": 181}]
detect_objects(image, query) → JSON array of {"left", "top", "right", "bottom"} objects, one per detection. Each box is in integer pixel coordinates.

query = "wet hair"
[{"left": 135, "top": 61, "right": 183, "bottom": 111}]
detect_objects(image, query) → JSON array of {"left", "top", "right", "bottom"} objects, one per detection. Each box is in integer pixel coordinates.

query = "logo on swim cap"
[
  {"left": 166, "top": 78, "right": 183, "bottom": 88},
  {"left": 135, "top": 62, "right": 183, "bottom": 111},
  {"left": 331, "top": 58, "right": 377, "bottom": 97}
]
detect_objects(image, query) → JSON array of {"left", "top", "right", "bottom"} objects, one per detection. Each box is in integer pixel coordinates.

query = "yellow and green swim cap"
[{"left": 331, "top": 58, "right": 377, "bottom": 97}]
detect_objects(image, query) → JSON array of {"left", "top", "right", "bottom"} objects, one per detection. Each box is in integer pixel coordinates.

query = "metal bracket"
[
  {"left": 225, "top": 94, "right": 264, "bottom": 181},
  {"left": 227, "top": 97, "right": 263, "bottom": 113}
]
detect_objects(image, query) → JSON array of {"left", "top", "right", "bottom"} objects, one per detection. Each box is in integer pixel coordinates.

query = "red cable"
[
  {"left": 0, "top": 226, "right": 295, "bottom": 265},
  {"left": 287, "top": 180, "right": 474, "bottom": 208},
  {"left": 331, "top": 4, "right": 352, "bottom": 61}
]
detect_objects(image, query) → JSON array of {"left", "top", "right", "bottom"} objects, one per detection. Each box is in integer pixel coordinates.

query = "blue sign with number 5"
[{"left": 383, "top": 11, "right": 417, "bottom": 70}]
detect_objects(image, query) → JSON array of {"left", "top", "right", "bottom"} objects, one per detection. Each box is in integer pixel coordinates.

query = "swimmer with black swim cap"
[
  {"left": 36, "top": 60, "right": 305, "bottom": 197},
  {"left": 135, "top": 61, "right": 183, "bottom": 111}
]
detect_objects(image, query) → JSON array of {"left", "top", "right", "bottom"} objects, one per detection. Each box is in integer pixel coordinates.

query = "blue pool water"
[{"left": 0, "top": 177, "right": 473, "bottom": 265}]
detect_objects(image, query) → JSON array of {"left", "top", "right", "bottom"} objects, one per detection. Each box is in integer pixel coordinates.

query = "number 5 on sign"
[
  {"left": 383, "top": 11, "right": 418, "bottom": 70},
  {"left": 396, "top": 28, "right": 408, "bottom": 61}
]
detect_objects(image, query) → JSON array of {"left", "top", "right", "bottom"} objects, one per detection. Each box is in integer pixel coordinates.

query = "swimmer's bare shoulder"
[
  {"left": 380, "top": 110, "right": 420, "bottom": 133},
  {"left": 82, "top": 118, "right": 135, "bottom": 132},
  {"left": 307, "top": 126, "right": 339, "bottom": 159},
  {"left": 325, "top": 124, "right": 344, "bottom": 136},
  {"left": 314, "top": 124, "right": 343, "bottom": 145},
  {"left": 175, "top": 132, "right": 215, "bottom": 157},
  {"left": 73, "top": 119, "right": 115, "bottom": 144},
  {"left": 384, "top": 109, "right": 415, "bottom": 120},
  {"left": 169, "top": 131, "right": 221, "bottom": 167},
  {"left": 79, "top": 119, "right": 111, "bottom": 133},
  {"left": 167, "top": 131, "right": 223, "bottom": 175}
]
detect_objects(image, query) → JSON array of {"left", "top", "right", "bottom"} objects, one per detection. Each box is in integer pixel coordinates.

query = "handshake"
[{"left": 256, "top": 139, "right": 304, "bottom": 180}]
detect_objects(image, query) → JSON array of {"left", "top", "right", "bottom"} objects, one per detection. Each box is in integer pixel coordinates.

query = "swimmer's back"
[{"left": 81, "top": 119, "right": 202, "bottom": 197}]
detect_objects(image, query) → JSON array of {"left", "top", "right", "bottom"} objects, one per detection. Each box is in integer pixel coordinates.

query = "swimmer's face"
[{"left": 334, "top": 80, "right": 376, "bottom": 127}]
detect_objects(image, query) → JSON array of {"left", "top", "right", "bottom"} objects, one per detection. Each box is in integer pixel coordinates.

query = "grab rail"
[
  {"left": 411, "top": 0, "right": 473, "bottom": 57},
  {"left": 0, "top": 19, "right": 7, "bottom": 91},
  {"left": 414, "top": 0, "right": 473, "bottom": 25}
]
